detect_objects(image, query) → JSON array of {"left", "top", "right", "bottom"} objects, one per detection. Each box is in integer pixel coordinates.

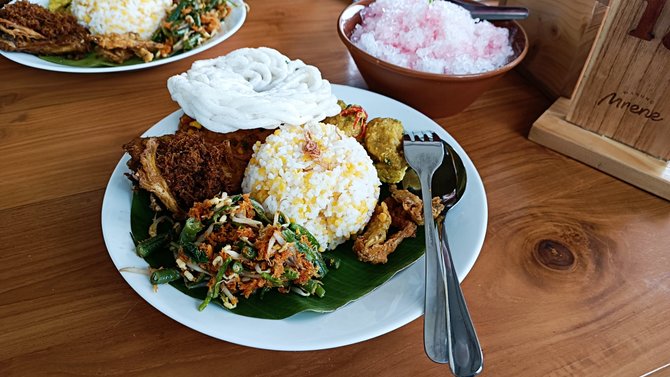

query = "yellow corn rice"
[
  {"left": 242, "top": 122, "right": 381, "bottom": 250},
  {"left": 70, "top": 0, "right": 172, "bottom": 40}
]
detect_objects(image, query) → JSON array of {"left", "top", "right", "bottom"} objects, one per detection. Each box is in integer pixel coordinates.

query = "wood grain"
[
  {"left": 1, "top": 1, "right": 670, "bottom": 376},
  {"left": 504, "top": 0, "right": 607, "bottom": 98}
]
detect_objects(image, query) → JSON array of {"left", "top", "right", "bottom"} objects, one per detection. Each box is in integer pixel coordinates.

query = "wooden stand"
[
  {"left": 528, "top": 0, "right": 670, "bottom": 200},
  {"left": 529, "top": 98, "right": 670, "bottom": 199}
]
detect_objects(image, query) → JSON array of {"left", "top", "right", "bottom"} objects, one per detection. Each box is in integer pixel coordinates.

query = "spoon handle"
[
  {"left": 447, "top": 0, "right": 529, "bottom": 20},
  {"left": 438, "top": 221, "right": 483, "bottom": 376},
  {"left": 420, "top": 172, "right": 449, "bottom": 364}
]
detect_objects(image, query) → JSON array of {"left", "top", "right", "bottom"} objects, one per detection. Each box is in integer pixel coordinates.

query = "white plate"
[
  {"left": 0, "top": 0, "right": 246, "bottom": 73},
  {"left": 101, "top": 84, "right": 488, "bottom": 351}
]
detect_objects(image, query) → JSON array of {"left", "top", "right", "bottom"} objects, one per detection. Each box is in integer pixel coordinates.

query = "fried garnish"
[
  {"left": 354, "top": 202, "right": 392, "bottom": 252},
  {"left": 390, "top": 184, "right": 423, "bottom": 224},
  {"left": 303, "top": 130, "right": 321, "bottom": 159},
  {"left": 432, "top": 197, "right": 445, "bottom": 221},
  {"left": 354, "top": 223, "right": 416, "bottom": 264},
  {"left": 364, "top": 118, "right": 408, "bottom": 183},
  {"left": 354, "top": 186, "right": 445, "bottom": 264},
  {"left": 0, "top": 0, "right": 91, "bottom": 55},
  {"left": 95, "top": 46, "right": 134, "bottom": 65},
  {"left": 93, "top": 32, "right": 165, "bottom": 63},
  {"left": 353, "top": 195, "right": 418, "bottom": 265}
]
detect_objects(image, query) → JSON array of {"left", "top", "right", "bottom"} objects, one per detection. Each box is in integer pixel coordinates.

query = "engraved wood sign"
[
  {"left": 567, "top": 0, "right": 670, "bottom": 160},
  {"left": 529, "top": 0, "right": 670, "bottom": 199}
]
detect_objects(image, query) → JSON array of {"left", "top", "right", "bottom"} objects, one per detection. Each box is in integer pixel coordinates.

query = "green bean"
[
  {"left": 242, "top": 245, "right": 257, "bottom": 259},
  {"left": 174, "top": 25, "right": 189, "bottom": 37},
  {"left": 199, "top": 258, "right": 231, "bottom": 311},
  {"left": 281, "top": 228, "right": 328, "bottom": 277},
  {"left": 214, "top": 259, "right": 232, "bottom": 297},
  {"left": 303, "top": 279, "right": 326, "bottom": 297},
  {"left": 296, "top": 241, "right": 328, "bottom": 278},
  {"left": 179, "top": 218, "right": 203, "bottom": 244},
  {"left": 281, "top": 228, "right": 296, "bottom": 243},
  {"left": 282, "top": 268, "right": 299, "bottom": 281},
  {"left": 314, "top": 284, "right": 326, "bottom": 298},
  {"left": 303, "top": 279, "right": 319, "bottom": 294},
  {"left": 182, "top": 242, "right": 208, "bottom": 263},
  {"left": 184, "top": 34, "right": 201, "bottom": 50},
  {"left": 289, "top": 223, "right": 320, "bottom": 251},
  {"left": 261, "top": 272, "right": 283, "bottom": 286},
  {"left": 167, "top": 0, "right": 188, "bottom": 22},
  {"left": 136, "top": 233, "right": 169, "bottom": 258},
  {"left": 232, "top": 261, "right": 243, "bottom": 274},
  {"left": 193, "top": 12, "right": 201, "bottom": 27},
  {"left": 277, "top": 211, "right": 289, "bottom": 225},
  {"left": 249, "top": 199, "right": 270, "bottom": 224},
  {"left": 150, "top": 268, "right": 181, "bottom": 285}
]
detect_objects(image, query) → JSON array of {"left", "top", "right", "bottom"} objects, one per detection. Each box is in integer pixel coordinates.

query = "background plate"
[
  {"left": 0, "top": 0, "right": 246, "bottom": 73},
  {"left": 101, "top": 84, "right": 488, "bottom": 351}
]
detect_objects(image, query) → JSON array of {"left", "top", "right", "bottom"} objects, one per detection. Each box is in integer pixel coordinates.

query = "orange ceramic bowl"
[{"left": 337, "top": 0, "right": 528, "bottom": 118}]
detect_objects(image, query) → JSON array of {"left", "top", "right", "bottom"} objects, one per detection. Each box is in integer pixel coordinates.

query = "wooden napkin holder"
[{"left": 529, "top": 0, "right": 670, "bottom": 200}]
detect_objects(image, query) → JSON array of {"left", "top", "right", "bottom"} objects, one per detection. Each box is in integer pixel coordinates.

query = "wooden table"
[{"left": 1, "top": 1, "right": 669, "bottom": 376}]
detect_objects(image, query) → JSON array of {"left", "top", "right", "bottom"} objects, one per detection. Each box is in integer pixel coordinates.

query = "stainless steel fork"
[{"left": 402, "top": 131, "right": 447, "bottom": 364}]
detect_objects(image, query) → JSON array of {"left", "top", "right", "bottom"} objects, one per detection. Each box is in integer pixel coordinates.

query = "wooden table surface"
[{"left": 1, "top": 1, "right": 669, "bottom": 376}]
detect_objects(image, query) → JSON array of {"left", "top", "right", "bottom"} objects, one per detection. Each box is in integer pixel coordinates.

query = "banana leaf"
[
  {"left": 39, "top": 53, "right": 143, "bottom": 68},
  {"left": 131, "top": 189, "right": 425, "bottom": 320}
]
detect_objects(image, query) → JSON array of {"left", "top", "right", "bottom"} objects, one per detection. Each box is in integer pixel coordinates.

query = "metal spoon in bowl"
[{"left": 444, "top": 0, "right": 529, "bottom": 20}]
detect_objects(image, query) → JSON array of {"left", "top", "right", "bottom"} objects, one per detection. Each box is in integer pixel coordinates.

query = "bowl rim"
[{"left": 337, "top": 0, "right": 529, "bottom": 82}]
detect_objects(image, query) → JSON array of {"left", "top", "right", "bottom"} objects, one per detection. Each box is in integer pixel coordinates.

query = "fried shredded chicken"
[
  {"left": 93, "top": 32, "right": 165, "bottom": 63},
  {"left": 124, "top": 115, "right": 273, "bottom": 216},
  {"left": 0, "top": 0, "right": 91, "bottom": 56},
  {"left": 354, "top": 186, "right": 443, "bottom": 264}
]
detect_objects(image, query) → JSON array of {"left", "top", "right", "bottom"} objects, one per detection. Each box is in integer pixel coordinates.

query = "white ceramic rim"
[
  {"left": 100, "top": 84, "right": 488, "bottom": 351},
  {"left": 0, "top": 0, "right": 247, "bottom": 73}
]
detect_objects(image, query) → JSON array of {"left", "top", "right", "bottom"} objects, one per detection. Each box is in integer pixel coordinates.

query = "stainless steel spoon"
[
  {"left": 434, "top": 142, "right": 483, "bottom": 376},
  {"left": 405, "top": 140, "right": 482, "bottom": 375}
]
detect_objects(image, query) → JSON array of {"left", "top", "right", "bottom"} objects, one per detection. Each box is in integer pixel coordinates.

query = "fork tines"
[{"left": 404, "top": 131, "right": 443, "bottom": 143}]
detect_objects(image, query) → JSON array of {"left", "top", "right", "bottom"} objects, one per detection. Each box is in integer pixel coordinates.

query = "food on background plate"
[
  {"left": 70, "top": 0, "right": 171, "bottom": 40},
  {"left": 167, "top": 47, "right": 341, "bottom": 133},
  {"left": 350, "top": 0, "right": 514, "bottom": 75},
  {"left": 0, "top": 0, "right": 91, "bottom": 55},
  {"left": 242, "top": 122, "right": 381, "bottom": 251},
  {"left": 0, "top": 0, "right": 234, "bottom": 65}
]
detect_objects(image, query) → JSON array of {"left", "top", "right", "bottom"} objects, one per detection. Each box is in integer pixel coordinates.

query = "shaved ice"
[{"left": 351, "top": 0, "right": 514, "bottom": 75}]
